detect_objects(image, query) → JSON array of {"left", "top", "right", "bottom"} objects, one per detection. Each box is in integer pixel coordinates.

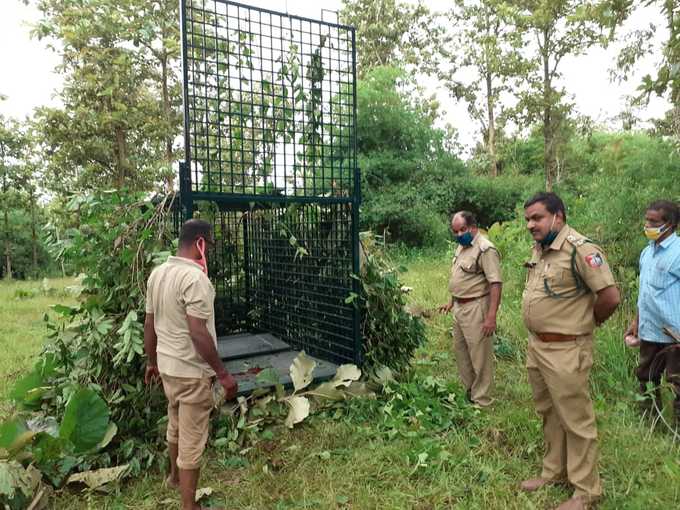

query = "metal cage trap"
[{"left": 178, "top": 0, "right": 361, "bottom": 392}]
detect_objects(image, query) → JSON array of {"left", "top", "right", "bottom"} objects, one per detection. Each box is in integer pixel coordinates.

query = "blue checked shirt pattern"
[{"left": 638, "top": 232, "right": 680, "bottom": 343}]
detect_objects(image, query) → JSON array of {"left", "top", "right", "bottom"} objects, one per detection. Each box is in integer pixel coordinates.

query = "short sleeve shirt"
[
  {"left": 522, "top": 225, "right": 616, "bottom": 335},
  {"left": 637, "top": 233, "right": 680, "bottom": 343},
  {"left": 448, "top": 234, "right": 502, "bottom": 298},
  {"left": 145, "top": 256, "right": 217, "bottom": 378}
]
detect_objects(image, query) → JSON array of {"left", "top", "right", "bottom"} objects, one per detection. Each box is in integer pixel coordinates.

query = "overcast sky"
[{"left": 0, "top": 0, "right": 671, "bottom": 151}]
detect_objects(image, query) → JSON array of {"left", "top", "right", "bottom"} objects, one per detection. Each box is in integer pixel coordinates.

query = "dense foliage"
[
  {"left": 358, "top": 233, "right": 427, "bottom": 372},
  {"left": 358, "top": 66, "right": 530, "bottom": 247}
]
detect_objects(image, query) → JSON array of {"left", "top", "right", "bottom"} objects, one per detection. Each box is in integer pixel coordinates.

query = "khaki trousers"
[
  {"left": 452, "top": 295, "right": 494, "bottom": 407},
  {"left": 526, "top": 333, "right": 602, "bottom": 502},
  {"left": 161, "top": 374, "right": 214, "bottom": 470}
]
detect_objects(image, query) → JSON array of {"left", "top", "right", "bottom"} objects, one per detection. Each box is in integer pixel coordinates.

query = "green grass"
[
  {"left": 0, "top": 277, "right": 74, "bottom": 409},
  {"left": 2, "top": 255, "right": 680, "bottom": 509}
]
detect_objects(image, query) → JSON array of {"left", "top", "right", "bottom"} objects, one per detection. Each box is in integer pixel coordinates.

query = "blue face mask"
[
  {"left": 456, "top": 231, "right": 474, "bottom": 246},
  {"left": 539, "top": 214, "right": 558, "bottom": 247}
]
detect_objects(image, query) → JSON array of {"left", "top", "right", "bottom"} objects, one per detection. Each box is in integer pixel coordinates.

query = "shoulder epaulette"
[
  {"left": 565, "top": 234, "right": 591, "bottom": 248},
  {"left": 478, "top": 237, "right": 496, "bottom": 253}
]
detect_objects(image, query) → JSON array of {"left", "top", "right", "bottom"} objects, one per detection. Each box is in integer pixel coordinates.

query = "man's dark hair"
[
  {"left": 524, "top": 192, "right": 567, "bottom": 223},
  {"left": 179, "top": 219, "right": 212, "bottom": 247},
  {"left": 647, "top": 200, "right": 679, "bottom": 230},
  {"left": 454, "top": 210, "right": 477, "bottom": 227}
]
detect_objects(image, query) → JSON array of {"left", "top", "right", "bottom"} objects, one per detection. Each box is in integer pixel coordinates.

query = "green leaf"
[
  {"left": 51, "top": 304, "right": 77, "bottom": 316},
  {"left": 96, "top": 422, "right": 118, "bottom": 450},
  {"left": 0, "top": 420, "right": 28, "bottom": 450},
  {"left": 255, "top": 368, "right": 280, "bottom": 386},
  {"left": 9, "top": 371, "right": 45, "bottom": 410},
  {"left": 59, "top": 388, "right": 110, "bottom": 453}
]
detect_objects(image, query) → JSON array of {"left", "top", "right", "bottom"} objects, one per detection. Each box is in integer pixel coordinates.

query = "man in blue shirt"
[{"left": 625, "top": 200, "right": 680, "bottom": 422}]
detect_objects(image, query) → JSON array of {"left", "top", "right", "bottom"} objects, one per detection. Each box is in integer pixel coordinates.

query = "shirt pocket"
[
  {"left": 543, "top": 263, "right": 575, "bottom": 295},
  {"left": 649, "top": 263, "right": 674, "bottom": 291},
  {"left": 458, "top": 256, "right": 479, "bottom": 274}
]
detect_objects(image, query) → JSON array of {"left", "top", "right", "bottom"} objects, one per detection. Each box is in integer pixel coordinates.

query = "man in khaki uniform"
[
  {"left": 144, "top": 219, "right": 237, "bottom": 510},
  {"left": 440, "top": 211, "right": 502, "bottom": 407},
  {"left": 520, "top": 193, "right": 620, "bottom": 510}
]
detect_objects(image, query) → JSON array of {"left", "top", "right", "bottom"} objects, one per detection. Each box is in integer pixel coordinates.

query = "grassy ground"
[
  {"left": 2, "top": 255, "right": 679, "bottom": 509},
  {"left": 0, "top": 277, "right": 74, "bottom": 408}
]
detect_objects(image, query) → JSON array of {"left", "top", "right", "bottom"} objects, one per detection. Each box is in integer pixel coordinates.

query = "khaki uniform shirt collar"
[
  {"left": 168, "top": 255, "right": 203, "bottom": 270},
  {"left": 537, "top": 223, "right": 571, "bottom": 252}
]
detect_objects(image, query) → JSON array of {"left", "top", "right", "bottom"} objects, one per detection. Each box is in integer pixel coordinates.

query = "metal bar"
[
  {"left": 180, "top": 0, "right": 193, "bottom": 216},
  {"left": 350, "top": 26, "right": 362, "bottom": 366},
  {"left": 221, "top": 0, "right": 355, "bottom": 31},
  {"left": 190, "top": 192, "right": 353, "bottom": 205},
  {"left": 242, "top": 212, "right": 251, "bottom": 330}
]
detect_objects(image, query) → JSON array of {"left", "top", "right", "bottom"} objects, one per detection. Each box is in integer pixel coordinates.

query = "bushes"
[
  {"left": 361, "top": 172, "right": 527, "bottom": 247},
  {"left": 556, "top": 132, "right": 680, "bottom": 274},
  {"left": 19, "top": 191, "right": 177, "bottom": 476},
  {"left": 359, "top": 233, "right": 427, "bottom": 373}
]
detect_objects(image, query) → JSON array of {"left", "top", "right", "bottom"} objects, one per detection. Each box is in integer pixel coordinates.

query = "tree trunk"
[
  {"left": 114, "top": 126, "right": 128, "bottom": 189},
  {"left": 30, "top": 191, "right": 38, "bottom": 278},
  {"left": 485, "top": 72, "right": 498, "bottom": 177},
  {"left": 542, "top": 29, "right": 555, "bottom": 192},
  {"left": 161, "top": 46, "right": 175, "bottom": 190},
  {"left": 3, "top": 207, "right": 11, "bottom": 280}
]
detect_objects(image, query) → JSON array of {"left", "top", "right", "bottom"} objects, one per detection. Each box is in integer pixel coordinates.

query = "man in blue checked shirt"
[{"left": 625, "top": 200, "right": 680, "bottom": 422}]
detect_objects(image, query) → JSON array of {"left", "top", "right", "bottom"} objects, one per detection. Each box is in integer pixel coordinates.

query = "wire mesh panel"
[
  {"left": 209, "top": 207, "right": 249, "bottom": 334},
  {"left": 246, "top": 203, "right": 356, "bottom": 364},
  {"left": 180, "top": 1, "right": 361, "bottom": 366},
  {"left": 182, "top": 0, "right": 357, "bottom": 199}
]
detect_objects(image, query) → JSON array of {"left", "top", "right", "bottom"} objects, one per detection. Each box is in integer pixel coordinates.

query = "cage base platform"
[
  {"left": 216, "top": 332, "right": 291, "bottom": 361},
  {"left": 222, "top": 349, "right": 337, "bottom": 396}
]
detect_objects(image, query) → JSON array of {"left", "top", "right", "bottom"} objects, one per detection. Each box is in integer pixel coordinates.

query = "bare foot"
[{"left": 165, "top": 475, "right": 179, "bottom": 489}]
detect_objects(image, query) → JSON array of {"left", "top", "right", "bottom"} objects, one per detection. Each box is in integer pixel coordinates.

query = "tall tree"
[
  {"left": 339, "top": 0, "right": 441, "bottom": 77},
  {"left": 608, "top": 1, "right": 679, "bottom": 112},
  {"left": 514, "top": 0, "right": 608, "bottom": 190},
  {"left": 32, "top": 0, "right": 182, "bottom": 194},
  {"left": 128, "top": 0, "right": 182, "bottom": 188},
  {"left": 438, "top": 0, "right": 527, "bottom": 176},
  {"left": 0, "top": 114, "right": 27, "bottom": 279}
]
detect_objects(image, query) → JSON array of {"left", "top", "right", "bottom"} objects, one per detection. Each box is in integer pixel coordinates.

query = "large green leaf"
[
  {"left": 8, "top": 371, "right": 44, "bottom": 411},
  {"left": 59, "top": 388, "right": 110, "bottom": 453},
  {"left": 0, "top": 420, "right": 27, "bottom": 451},
  {"left": 9, "top": 355, "right": 57, "bottom": 411}
]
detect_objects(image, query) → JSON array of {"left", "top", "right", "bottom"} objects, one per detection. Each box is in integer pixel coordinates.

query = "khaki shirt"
[
  {"left": 145, "top": 256, "right": 217, "bottom": 378},
  {"left": 522, "top": 225, "right": 616, "bottom": 335},
  {"left": 448, "top": 234, "right": 503, "bottom": 298}
]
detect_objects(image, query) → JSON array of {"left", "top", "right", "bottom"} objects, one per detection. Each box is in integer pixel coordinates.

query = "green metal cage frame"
[{"left": 179, "top": 0, "right": 362, "bottom": 366}]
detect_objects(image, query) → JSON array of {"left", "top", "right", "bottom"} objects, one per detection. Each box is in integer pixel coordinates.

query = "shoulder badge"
[
  {"left": 585, "top": 253, "right": 604, "bottom": 268},
  {"left": 566, "top": 234, "right": 588, "bottom": 248}
]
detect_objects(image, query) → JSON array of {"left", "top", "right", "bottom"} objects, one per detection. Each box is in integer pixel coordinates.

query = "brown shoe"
[
  {"left": 554, "top": 497, "right": 587, "bottom": 510},
  {"left": 520, "top": 478, "right": 551, "bottom": 492}
]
